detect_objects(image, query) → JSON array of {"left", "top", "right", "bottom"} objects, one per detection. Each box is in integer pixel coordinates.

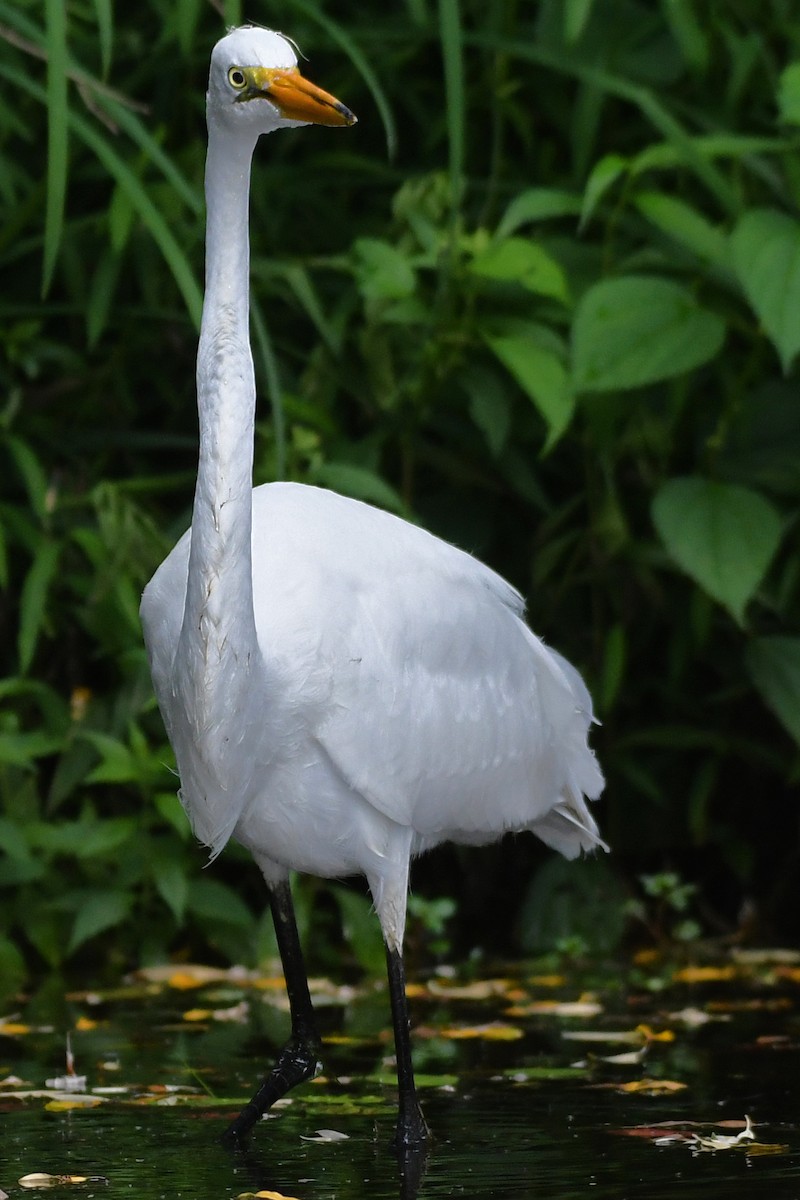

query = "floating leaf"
[
  {"left": 652, "top": 477, "right": 782, "bottom": 624},
  {"left": 616, "top": 1079, "right": 688, "bottom": 1095},
  {"left": 439, "top": 1022, "right": 523, "bottom": 1041},
  {"left": 300, "top": 1128, "right": 350, "bottom": 1143},
  {"left": 509, "top": 999, "right": 603, "bottom": 1019},
  {"left": 672, "top": 965, "right": 737, "bottom": 984},
  {"left": 44, "top": 1098, "right": 103, "bottom": 1111}
]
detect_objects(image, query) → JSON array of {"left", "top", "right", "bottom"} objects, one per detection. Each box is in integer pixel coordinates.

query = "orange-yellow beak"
[{"left": 243, "top": 66, "right": 356, "bottom": 127}]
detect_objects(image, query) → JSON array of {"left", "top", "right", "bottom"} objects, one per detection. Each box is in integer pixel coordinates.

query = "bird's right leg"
[{"left": 222, "top": 877, "right": 321, "bottom": 1144}]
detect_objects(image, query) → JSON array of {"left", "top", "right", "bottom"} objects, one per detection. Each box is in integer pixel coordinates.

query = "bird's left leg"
[{"left": 222, "top": 877, "right": 321, "bottom": 1144}]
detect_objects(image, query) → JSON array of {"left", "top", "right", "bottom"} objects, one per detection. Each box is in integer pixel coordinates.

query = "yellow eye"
[{"left": 228, "top": 67, "right": 247, "bottom": 90}]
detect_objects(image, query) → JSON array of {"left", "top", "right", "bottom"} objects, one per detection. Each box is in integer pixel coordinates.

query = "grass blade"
[
  {"left": 43, "top": 0, "right": 68, "bottom": 295},
  {"left": 91, "top": 0, "right": 113, "bottom": 77},
  {"left": 289, "top": 0, "right": 397, "bottom": 159},
  {"left": 438, "top": 0, "right": 465, "bottom": 212}
]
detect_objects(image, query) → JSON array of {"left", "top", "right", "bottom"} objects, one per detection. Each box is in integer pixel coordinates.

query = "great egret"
[{"left": 140, "top": 25, "right": 605, "bottom": 1150}]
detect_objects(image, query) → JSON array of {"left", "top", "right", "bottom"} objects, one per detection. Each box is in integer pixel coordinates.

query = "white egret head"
[{"left": 207, "top": 26, "right": 356, "bottom": 136}]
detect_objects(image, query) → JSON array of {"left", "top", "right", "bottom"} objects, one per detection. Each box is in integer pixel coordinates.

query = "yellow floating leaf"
[
  {"left": 44, "top": 1098, "right": 104, "bottom": 1111},
  {"left": 616, "top": 1079, "right": 687, "bottom": 1095},
  {"left": 235, "top": 1191, "right": 302, "bottom": 1199},
  {"left": 440, "top": 1022, "right": 523, "bottom": 1041},
  {"left": 20, "top": 1175, "right": 87, "bottom": 1189},
  {"left": 137, "top": 964, "right": 232, "bottom": 988},
  {"left": 672, "top": 965, "right": 737, "bottom": 984},
  {"left": 635, "top": 1024, "right": 675, "bottom": 1043},
  {"left": 528, "top": 974, "right": 566, "bottom": 988},
  {"left": 182, "top": 1008, "right": 212, "bottom": 1022},
  {"left": 427, "top": 978, "right": 513, "bottom": 1001},
  {"left": 74, "top": 1017, "right": 98, "bottom": 1031},
  {"left": 0, "top": 1022, "right": 32, "bottom": 1036}
]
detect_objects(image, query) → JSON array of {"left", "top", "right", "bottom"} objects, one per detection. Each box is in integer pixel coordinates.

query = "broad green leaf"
[
  {"left": 462, "top": 366, "right": 512, "bottom": 458},
  {"left": 80, "top": 731, "right": 137, "bottom": 784},
  {"left": 43, "top": 0, "right": 68, "bottom": 295},
  {"left": 0, "top": 731, "right": 63, "bottom": 767},
  {"left": 67, "top": 889, "right": 133, "bottom": 952},
  {"left": 331, "top": 884, "right": 385, "bottom": 974},
  {"left": 153, "top": 857, "right": 189, "bottom": 922},
  {"left": 19, "top": 539, "right": 59, "bottom": 673},
  {"left": 484, "top": 332, "right": 574, "bottom": 450},
  {"left": 579, "top": 153, "right": 627, "bottom": 229},
  {"left": 572, "top": 276, "right": 725, "bottom": 392},
  {"left": 652, "top": 477, "right": 782, "bottom": 624},
  {"left": 745, "top": 636, "right": 800, "bottom": 746},
  {"left": 353, "top": 238, "right": 416, "bottom": 301},
  {"left": 495, "top": 189, "right": 581, "bottom": 239},
  {"left": 634, "top": 191, "right": 728, "bottom": 268},
  {"left": 731, "top": 208, "right": 800, "bottom": 372},
  {"left": 777, "top": 63, "right": 800, "bottom": 125},
  {"left": 186, "top": 878, "right": 253, "bottom": 927},
  {"left": 470, "top": 238, "right": 568, "bottom": 302}
]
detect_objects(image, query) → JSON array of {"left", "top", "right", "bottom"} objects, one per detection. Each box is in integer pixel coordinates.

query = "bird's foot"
[{"left": 221, "top": 1032, "right": 321, "bottom": 1146}]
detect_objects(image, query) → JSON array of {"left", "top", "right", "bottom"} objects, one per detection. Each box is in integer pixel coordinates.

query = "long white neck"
[{"left": 180, "top": 124, "right": 260, "bottom": 661}]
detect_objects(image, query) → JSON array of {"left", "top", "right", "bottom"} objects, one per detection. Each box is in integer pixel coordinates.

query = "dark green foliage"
[{"left": 1, "top": 0, "right": 799, "bottom": 977}]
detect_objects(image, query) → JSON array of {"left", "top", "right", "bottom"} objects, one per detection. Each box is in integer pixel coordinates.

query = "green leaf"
[
  {"left": 186, "top": 879, "right": 253, "bottom": 927},
  {"left": 67, "top": 888, "right": 133, "bottom": 952},
  {"left": 18, "top": 539, "right": 59, "bottom": 673},
  {"left": 331, "top": 884, "right": 385, "bottom": 974},
  {"left": 633, "top": 191, "right": 729, "bottom": 268},
  {"left": 572, "top": 276, "right": 725, "bottom": 392},
  {"left": 6, "top": 435, "right": 50, "bottom": 522},
  {"left": 43, "top": 0, "right": 68, "bottom": 295},
  {"left": 353, "top": 238, "right": 416, "bottom": 302},
  {"left": 745, "top": 636, "right": 800, "bottom": 745},
  {"left": 777, "top": 63, "right": 800, "bottom": 125},
  {"left": 731, "top": 208, "right": 800, "bottom": 372},
  {"left": 79, "top": 731, "right": 137, "bottom": 784},
  {"left": 579, "top": 153, "right": 627, "bottom": 229},
  {"left": 470, "top": 238, "right": 568, "bottom": 302},
  {"left": 652, "top": 477, "right": 783, "bottom": 624},
  {"left": 152, "top": 856, "right": 188, "bottom": 922},
  {"left": 484, "top": 331, "right": 574, "bottom": 451},
  {"left": 495, "top": 189, "right": 581, "bottom": 238},
  {"left": 462, "top": 366, "right": 512, "bottom": 458}
]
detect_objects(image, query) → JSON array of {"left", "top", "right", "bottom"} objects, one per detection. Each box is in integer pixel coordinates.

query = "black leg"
[
  {"left": 222, "top": 878, "right": 321, "bottom": 1145},
  {"left": 386, "top": 945, "right": 428, "bottom": 1149}
]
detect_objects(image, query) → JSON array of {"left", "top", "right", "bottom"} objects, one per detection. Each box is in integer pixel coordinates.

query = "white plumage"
[{"left": 140, "top": 25, "right": 605, "bottom": 1148}]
